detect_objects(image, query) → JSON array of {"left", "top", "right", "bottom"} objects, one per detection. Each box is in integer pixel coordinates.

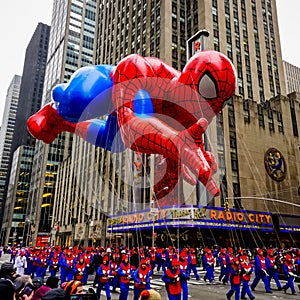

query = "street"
[{"left": 0, "top": 253, "right": 294, "bottom": 299}]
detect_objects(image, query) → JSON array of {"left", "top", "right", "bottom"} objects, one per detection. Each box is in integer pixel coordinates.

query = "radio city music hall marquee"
[{"left": 107, "top": 206, "right": 272, "bottom": 231}]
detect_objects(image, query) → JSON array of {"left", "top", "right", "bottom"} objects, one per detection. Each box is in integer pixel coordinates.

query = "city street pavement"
[{"left": 0, "top": 253, "right": 295, "bottom": 299}]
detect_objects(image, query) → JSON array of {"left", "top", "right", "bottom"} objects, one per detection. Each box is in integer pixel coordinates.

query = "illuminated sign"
[{"left": 107, "top": 206, "right": 273, "bottom": 232}]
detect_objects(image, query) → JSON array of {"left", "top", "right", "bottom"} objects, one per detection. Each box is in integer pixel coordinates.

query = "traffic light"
[{"left": 224, "top": 199, "right": 230, "bottom": 212}]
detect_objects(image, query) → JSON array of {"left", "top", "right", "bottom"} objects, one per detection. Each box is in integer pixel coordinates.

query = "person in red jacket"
[
  {"left": 97, "top": 255, "right": 112, "bottom": 300},
  {"left": 117, "top": 254, "right": 132, "bottom": 300},
  {"left": 226, "top": 257, "right": 242, "bottom": 300},
  {"left": 83, "top": 247, "right": 93, "bottom": 284},
  {"left": 241, "top": 256, "right": 255, "bottom": 300},
  {"left": 132, "top": 259, "right": 152, "bottom": 300},
  {"left": 110, "top": 253, "right": 119, "bottom": 293},
  {"left": 162, "top": 259, "right": 188, "bottom": 300},
  {"left": 49, "top": 251, "right": 60, "bottom": 277},
  {"left": 179, "top": 251, "right": 190, "bottom": 300},
  {"left": 188, "top": 248, "right": 199, "bottom": 281},
  {"left": 74, "top": 255, "right": 87, "bottom": 283},
  {"left": 203, "top": 248, "right": 215, "bottom": 283}
]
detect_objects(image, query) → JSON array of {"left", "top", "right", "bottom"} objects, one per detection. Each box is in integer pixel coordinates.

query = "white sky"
[{"left": 0, "top": 0, "right": 299, "bottom": 124}]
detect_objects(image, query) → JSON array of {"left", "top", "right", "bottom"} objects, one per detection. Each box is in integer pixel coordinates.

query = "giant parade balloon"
[{"left": 28, "top": 50, "right": 236, "bottom": 200}]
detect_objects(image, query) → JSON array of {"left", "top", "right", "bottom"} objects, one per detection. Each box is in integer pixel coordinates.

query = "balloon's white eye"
[{"left": 198, "top": 73, "right": 217, "bottom": 99}]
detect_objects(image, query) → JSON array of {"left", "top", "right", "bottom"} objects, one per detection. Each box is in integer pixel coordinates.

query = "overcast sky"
[{"left": 0, "top": 0, "right": 299, "bottom": 125}]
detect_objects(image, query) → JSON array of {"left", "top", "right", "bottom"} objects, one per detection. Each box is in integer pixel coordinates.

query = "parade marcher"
[
  {"left": 179, "top": 251, "right": 190, "bottom": 300},
  {"left": 27, "top": 248, "right": 37, "bottom": 278},
  {"left": 282, "top": 254, "right": 297, "bottom": 295},
  {"left": 226, "top": 257, "right": 242, "bottom": 300},
  {"left": 265, "top": 249, "right": 282, "bottom": 291},
  {"left": 36, "top": 251, "right": 48, "bottom": 281},
  {"left": 162, "top": 259, "right": 187, "bottom": 300},
  {"left": 10, "top": 247, "right": 17, "bottom": 264},
  {"left": 218, "top": 248, "right": 229, "bottom": 285},
  {"left": 227, "top": 247, "right": 234, "bottom": 267},
  {"left": 14, "top": 250, "right": 27, "bottom": 276},
  {"left": 92, "top": 248, "right": 103, "bottom": 287},
  {"left": 61, "top": 250, "right": 75, "bottom": 283},
  {"left": 203, "top": 248, "right": 215, "bottom": 283},
  {"left": 118, "top": 254, "right": 132, "bottom": 300},
  {"left": 250, "top": 248, "right": 272, "bottom": 293},
  {"left": 166, "top": 246, "right": 175, "bottom": 269},
  {"left": 156, "top": 248, "right": 167, "bottom": 273},
  {"left": 110, "top": 252, "right": 119, "bottom": 293},
  {"left": 32, "top": 249, "right": 40, "bottom": 278},
  {"left": 74, "top": 254, "right": 87, "bottom": 283},
  {"left": 130, "top": 248, "right": 140, "bottom": 273},
  {"left": 132, "top": 259, "right": 152, "bottom": 300},
  {"left": 49, "top": 250, "right": 60, "bottom": 277},
  {"left": 240, "top": 255, "right": 255, "bottom": 300},
  {"left": 139, "top": 248, "right": 146, "bottom": 261},
  {"left": 188, "top": 248, "right": 199, "bottom": 281},
  {"left": 148, "top": 248, "right": 157, "bottom": 272},
  {"left": 97, "top": 255, "right": 112, "bottom": 300},
  {"left": 83, "top": 247, "right": 93, "bottom": 284}
]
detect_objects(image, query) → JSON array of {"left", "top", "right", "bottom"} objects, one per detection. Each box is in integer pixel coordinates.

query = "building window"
[
  {"left": 290, "top": 100, "right": 299, "bottom": 137},
  {"left": 243, "top": 100, "right": 250, "bottom": 123}
]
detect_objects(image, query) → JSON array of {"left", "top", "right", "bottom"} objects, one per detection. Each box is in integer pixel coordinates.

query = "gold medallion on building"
[{"left": 264, "top": 148, "right": 286, "bottom": 182}]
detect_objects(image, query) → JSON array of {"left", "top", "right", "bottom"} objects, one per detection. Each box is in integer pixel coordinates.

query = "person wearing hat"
[
  {"left": 187, "top": 248, "right": 199, "bottom": 281},
  {"left": 0, "top": 261, "right": 17, "bottom": 300},
  {"left": 179, "top": 251, "right": 190, "bottom": 300},
  {"left": 166, "top": 246, "right": 175, "bottom": 269},
  {"left": 226, "top": 257, "right": 242, "bottom": 300},
  {"left": 240, "top": 256, "right": 255, "bottom": 300},
  {"left": 162, "top": 259, "right": 187, "bottom": 300},
  {"left": 97, "top": 255, "right": 112, "bottom": 300},
  {"left": 83, "top": 246, "right": 93, "bottom": 284},
  {"left": 117, "top": 254, "right": 132, "bottom": 300},
  {"left": 132, "top": 259, "right": 152, "bottom": 300},
  {"left": 49, "top": 251, "right": 60, "bottom": 277},
  {"left": 36, "top": 251, "right": 48, "bottom": 281},
  {"left": 203, "top": 247, "right": 215, "bottom": 283},
  {"left": 265, "top": 248, "right": 282, "bottom": 291},
  {"left": 74, "top": 255, "right": 87, "bottom": 283},
  {"left": 282, "top": 254, "right": 297, "bottom": 295},
  {"left": 61, "top": 250, "right": 75, "bottom": 283},
  {"left": 250, "top": 248, "right": 271, "bottom": 293},
  {"left": 139, "top": 289, "right": 161, "bottom": 300},
  {"left": 110, "top": 252, "right": 119, "bottom": 293},
  {"left": 218, "top": 248, "right": 229, "bottom": 285},
  {"left": 156, "top": 248, "right": 167, "bottom": 273}
]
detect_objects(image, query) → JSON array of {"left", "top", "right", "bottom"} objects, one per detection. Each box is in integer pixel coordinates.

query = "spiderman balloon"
[{"left": 28, "top": 50, "right": 236, "bottom": 204}]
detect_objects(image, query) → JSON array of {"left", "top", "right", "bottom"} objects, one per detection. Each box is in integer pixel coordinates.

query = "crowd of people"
[{"left": 1, "top": 244, "right": 300, "bottom": 299}]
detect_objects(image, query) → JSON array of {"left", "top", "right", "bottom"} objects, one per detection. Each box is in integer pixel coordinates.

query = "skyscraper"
[
  {"left": 0, "top": 23, "right": 50, "bottom": 245},
  {"left": 1, "top": 145, "right": 35, "bottom": 246},
  {"left": 27, "top": 0, "right": 98, "bottom": 245},
  {"left": 0, "top": 75, "right": 21, "bottom": 231}
]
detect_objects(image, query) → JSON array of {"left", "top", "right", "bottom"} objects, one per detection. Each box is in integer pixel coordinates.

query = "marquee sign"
[{"left": 107, "top": 206, "right": 273, "bottom": 232}]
